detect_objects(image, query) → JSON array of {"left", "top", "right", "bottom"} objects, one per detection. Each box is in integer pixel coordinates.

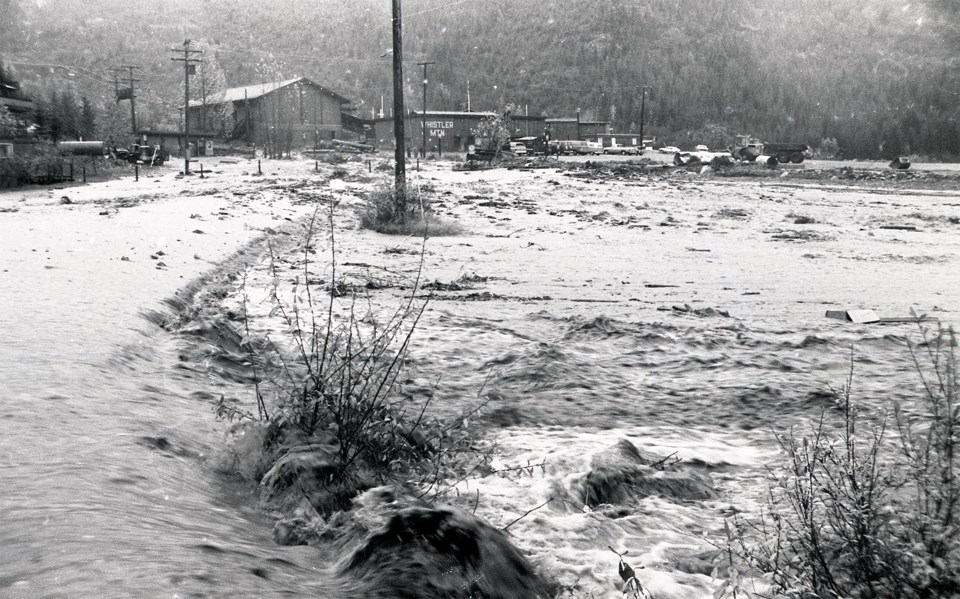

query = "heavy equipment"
[{"left": 731, "top": 134, "right": 809, "bottom": 164}]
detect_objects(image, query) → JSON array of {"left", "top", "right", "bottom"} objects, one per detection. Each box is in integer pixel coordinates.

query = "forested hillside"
[{"left": 3, "top": 0, "right": 959, "bottom": 158}]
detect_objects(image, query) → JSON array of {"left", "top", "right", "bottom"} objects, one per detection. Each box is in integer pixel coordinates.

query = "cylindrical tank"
[
  {"left": 57, "top": 141, "right": 106, "bottom": 156},
  {"left": 755, "top": 155, "right": 779, "bottom": 167}
]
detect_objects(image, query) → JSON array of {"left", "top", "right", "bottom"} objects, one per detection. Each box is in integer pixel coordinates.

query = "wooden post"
[
  {"left": 171, "top": 41, "right": 201, "bottom": 175},
  {"left": 183, "top": 45, "right": 191, "bottom": 175},
  {"left": 639, "top": 86, "right": 648, "bottom": 152},
  {"left": 82, "top": 166, "right": 86, "bottom": 183},
  {"left": 258, "top": 159, "right": 262, "bottom": 176},
  {"left": 392, "top": 0, "right": 407, "bottom": 205},
  {"left": 199, "top": 163, "right": 204, "bottom": 178},
  {"left": 417, "top": 61, "right": 435, "bottom": 158},
  {"left": 135, "top": 164, "right": 139, "bottom": 181}
]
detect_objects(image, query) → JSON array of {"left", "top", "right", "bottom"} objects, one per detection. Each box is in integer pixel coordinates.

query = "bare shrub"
[
  {"left": 358, "top": 184, "right": 463, "bottom": 236},
  {"left": 218, "top": 203, "right": 485, "bottom": 519},
  {"left": 725, "top": 322, "right": 960, "bottom": 598},
  {"left": 815, "top": 137, "right": 841, "bottom": 159}
]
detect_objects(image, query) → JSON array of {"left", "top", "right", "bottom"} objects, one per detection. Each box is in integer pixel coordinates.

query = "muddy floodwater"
[
  {"left": 0, "top": 164, "right": 331, "bottom": 597},
  {"left": 2, "top": 157, "right": 959, "bottom": 598}
]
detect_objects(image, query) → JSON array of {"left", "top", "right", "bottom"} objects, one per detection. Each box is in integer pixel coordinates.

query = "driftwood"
[{"left": 331, "top": 139, "right": 376, "bottom": 153}]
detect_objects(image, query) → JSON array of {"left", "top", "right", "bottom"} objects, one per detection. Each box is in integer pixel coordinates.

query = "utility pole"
[
  {"left": 466, "top": 79, "right": 471, "bottom": 112},
  {"left": 639, "top": 86, "right": 650, "bottom": 150},
  {"left": 391, "top": 0, "right": 406, "bottom": 204},
  {"left": 122, "top": 66, "right": 140, "bottom": 135},
  {"left": 113, "top": 66, "right": 140, "bottom": 138},
  {"left": 171, "top": 40, "right": 202, "bottom": 175},
  {"left": 417, "top": 61, "right": 435, "bottom": 157}
]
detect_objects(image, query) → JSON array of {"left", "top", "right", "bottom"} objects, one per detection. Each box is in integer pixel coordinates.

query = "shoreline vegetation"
[{"left": 146, "top": 156, "right": 958, "bottom": 598}]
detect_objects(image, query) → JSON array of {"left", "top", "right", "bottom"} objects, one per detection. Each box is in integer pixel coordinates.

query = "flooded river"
[
  {"left": 3, "top": 158, "right": 959, "bottom": 598},
  {"left": 0, "top": 167, "right": 331, "bottom": 598}
]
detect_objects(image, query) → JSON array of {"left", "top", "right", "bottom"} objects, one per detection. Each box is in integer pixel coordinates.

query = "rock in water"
[
  {"left": 338, "top": 504, "right": 553, "bottom": 599},
  {"left": 573, "top": 438, "right": 717, "bottom": 507}
]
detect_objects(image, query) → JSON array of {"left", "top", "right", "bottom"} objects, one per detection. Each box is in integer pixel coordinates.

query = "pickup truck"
[{"left": 603, "top": 145, "right": 641, "bottom": 155}]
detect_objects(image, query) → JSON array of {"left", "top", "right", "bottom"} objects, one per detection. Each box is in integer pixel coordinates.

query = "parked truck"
[
  {"left": 731, "top": 134, "right": 809, "bottom": 164},
  {"left": 112, "top": 143, "right": 168, "bottom": 166}
]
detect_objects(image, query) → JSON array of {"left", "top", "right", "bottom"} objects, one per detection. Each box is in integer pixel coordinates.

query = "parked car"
[
  {"left": 603, "top": 145, "right": 640, "bottom": 155},
  {"left": 583, "top": 141, "right": 603, "bottom": 155},
  {"left": 558, "top": 140, "right": 586, "bottom": 155},
  {"left": 658, "top": 145, "right": 681, "bottom": 154},
  {"left": 512, "top": 136, "right": 542, "bottom": 155},
  {"left": 694, "top": 144, "right": 709, "bottom": 152},
  {"left": 502, "top": 141, "right": 527, "bottom": 156}
]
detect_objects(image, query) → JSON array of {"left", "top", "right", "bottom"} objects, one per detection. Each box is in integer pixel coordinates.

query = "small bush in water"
[
  {"left": 725, "top": 319, "right": 960, "bottom": 599},
  {"left": 358, "top": 184, "right": 463, "bottom": 236}
]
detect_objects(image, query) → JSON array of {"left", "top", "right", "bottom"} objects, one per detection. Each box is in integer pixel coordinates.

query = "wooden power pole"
[
  {"left": 639, "top": 86, "right": 650, "bottom": 150},
  {"left": 113, "top": 65, "right": 141, "bottom": 139},
  {"left": 417, "top": 61, "right": 435, "bottom": 158},
  {"left": 392, "top": 0, "right": 406, "bottom": 204},
  {"left": 171, "top": 40, "right": 202, "bottom": 175}
]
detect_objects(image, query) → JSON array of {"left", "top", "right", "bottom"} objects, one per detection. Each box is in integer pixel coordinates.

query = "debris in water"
[
  {"left": 667, "top": 304, "right": 731, "bottom": 317},
  {"left": 889, "top": 156, "right": 911, "bottom": 170},
  {"left": 825, "top": 309, "right": 879, "bottom": 323}
]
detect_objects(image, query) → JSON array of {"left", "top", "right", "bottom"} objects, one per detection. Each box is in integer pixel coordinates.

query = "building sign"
[{"left": 425, "top": 120, "right": 454, "bottom": 138}]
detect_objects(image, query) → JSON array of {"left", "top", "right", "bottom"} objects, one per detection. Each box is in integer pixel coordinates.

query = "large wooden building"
[
  {"left": 186, "top": 77, "right": 351, "bottom": 150},
  {"left": 372, "top": 110, "right": 495, "bottom": 153}
]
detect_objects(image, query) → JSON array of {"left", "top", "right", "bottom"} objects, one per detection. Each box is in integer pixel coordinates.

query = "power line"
[
  {"left": 5, "top": 60, "right": 116, "bottom": 87},
  {"left": 404, "top": 0, "right": 475, "bottom": 19}
]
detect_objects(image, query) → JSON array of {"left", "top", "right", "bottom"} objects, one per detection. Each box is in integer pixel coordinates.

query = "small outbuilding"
[{"left": 545, "top": 117, "right": 611, "bottom": 141}]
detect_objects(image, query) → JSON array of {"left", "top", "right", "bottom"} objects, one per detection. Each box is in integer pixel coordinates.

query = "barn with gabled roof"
[{"left": 186, "top": 76, "right": 351, "bottom": 151}]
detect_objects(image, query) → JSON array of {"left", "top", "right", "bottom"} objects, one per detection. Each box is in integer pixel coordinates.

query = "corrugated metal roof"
[{"left": 188, "top": 77, "right": 350, "bottom": 107}]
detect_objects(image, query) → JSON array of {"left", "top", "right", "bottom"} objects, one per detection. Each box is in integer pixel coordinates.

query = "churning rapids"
[{"left": 2, "top": 157, "right": 959, "bottom": 598}]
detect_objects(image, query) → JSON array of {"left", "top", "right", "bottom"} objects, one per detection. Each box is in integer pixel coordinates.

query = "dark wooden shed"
[{"left": 186, "top": 77, "right": 351, "bottom": 151}]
